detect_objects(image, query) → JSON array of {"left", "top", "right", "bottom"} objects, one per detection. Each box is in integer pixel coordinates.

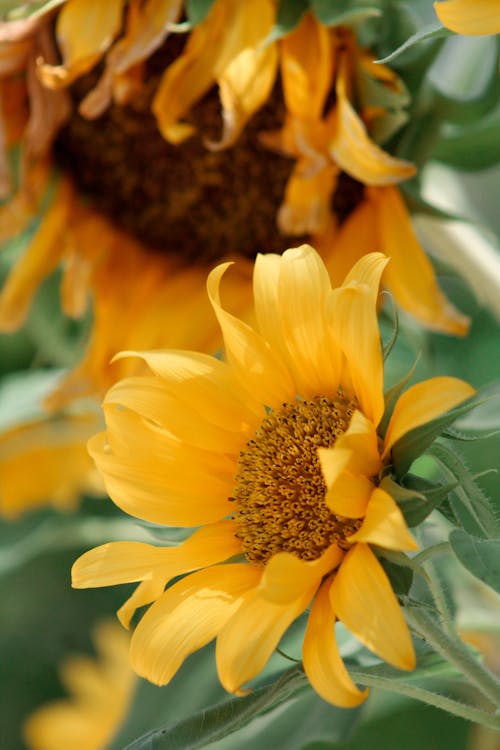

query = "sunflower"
[
  {"left": 72, "top": 245, "right": 475, "bottom": 707},
  {"left": 24, "top": 621, "right": 135, "bottom": 750},
  {"left": 0, "top": 409, "right": 102, "bottom": 517},
  {"left": 434, "top": 0, "right": 500, "bottom": 35},
  {"left": 0, "top": 3, "right": 468, "bottom": 403}
]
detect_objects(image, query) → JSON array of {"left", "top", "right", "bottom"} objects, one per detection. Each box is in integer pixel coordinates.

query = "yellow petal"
[
  {"left": 72, "top": 520, "right": 241, "bottom": 588},
  {"left": 276, "top": 244, "right": 342, "bottom": 398},
  {"left": 216, "top": 583, "right": 315, "bottom": 695},
  {"left": 207, "top": 262, "right": 296, "bottom": 408},
  {"left": 330, "top": 543, "right": 416, "bottom": 670},
  {"left": 0, "top": 412, "right": 101, "bottom": 518},
  {"left": 322, "top": 410, "right": 381, "bottom": 479},
  {"left": 324, "top": 469, "right": 374, "bottom": 519},
  {"left": 278, "top": 159, "right": 338, "bottom": 236},
  {"left": 80, "top": 0, "right": 184, "bottom": 118},
  {"left": 0, "top": 178, "right": 72, "bottom": 331},
  {"left": 118, "top": 576, "right": 167, "bottom": 629},
  {"left": 38, "top": 0, "right": 123, "bottom": 88},
  {"left": 24, "top": 621, "right": 134, "bottom": 750},
  {"left": 280, "top": 12, "right": 333, "bottom": 118},
  {"left": 115, "top": 349, "right": 263, "bottom": 424},
  {"left": 210, "top": 1, "right": 277, "bottom": 149},
  {"left": 369, "top": 186, "right": 470, "bottom": 335},
  {"left": 383, "top": 376, "right": 476, "bottom": 458},
  {"left": 434, "top": 0, "right": 500, "bottom": 35},
  {"left": 130, "top": 563, "right": 261, "bottom": 685},
  {"left": 329, "top": 253, "right": 388, "bottom": 424},
  {"left": 328, "top": 56, "right": 416, "bottom": 186},
  {"left": 258, "top": 546, "right": 343, "bottom": 604},
  {"left": 323, "top": 198, "right": 378, "bottom": 284},
  {"left": 347, "top": 488, "right": 418, "bottom": 550},
  {"left": 88, "top": 432, "right": 233, "bottom": 527},
  {"left": 303, "top": 578, "right": 368, "bottom": 707},
  {"left": 104, "top": 375, "right": 249, "bottom": 454},
  {"left": 153, "top": 0, "right": 274, "bottom": 143}
]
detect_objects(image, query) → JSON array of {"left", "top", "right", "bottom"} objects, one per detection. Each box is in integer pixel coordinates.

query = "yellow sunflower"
[
  {"left": 24, "top": 620, "right": 135, "bottom": 750},
  {"left": 0, "top": 409, "right": 102, "bottom": 517},
  {"left": 72, "top": 245, "right": 475, "bottom": 707},
  {"left": 434, "top": 0, "right": 500, "bottom": 35},
  {"left": 0, "top": 3, "right": 468, "bottom": 401}
]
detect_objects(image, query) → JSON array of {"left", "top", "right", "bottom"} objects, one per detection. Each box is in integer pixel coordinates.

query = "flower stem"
[
  {"left": 349, "top": 668, "right": 500, "bottom": 731},
  {"left": 406, "top": 607, "right": 500, "bottom": 709}
]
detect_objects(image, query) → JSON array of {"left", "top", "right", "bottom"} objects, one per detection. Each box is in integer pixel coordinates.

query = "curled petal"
[
  {"left": 258, "top": 546, "right": 343, "bottom": 604},
  {"left": 330, "top": 543, "right": 416, "bottom": 670},
  {"left": 328, "top": 56, "right": 416, "bottom": 186},
  {"left": 38, "top": 0, "right": 123, "bottom": 88},
  {"left": 383, "top": 376, "right": 476, "bottom": 458},
  {"left": 347, "top": 488, "right": 418, "bottom": 551},
  {"left": 369, "top": 186, "right": 470, "bottom": 335},
  {"left": 216, "top": 583, "right": 315, "bottom": 695},
  {"left": 207, "top": 262, "right": 295, "bottom": 408},
  {"left": 303, "top": 578, "right": 368, "bottom": 707},
  {"left": 329, "top": 253, "right": 388, "bottom": 425}
]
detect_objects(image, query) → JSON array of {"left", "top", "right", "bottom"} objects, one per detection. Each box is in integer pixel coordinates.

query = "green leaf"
[
  {"left": 123, "top": 666, "right": 309, "bottom": 750},
  {"left": 204, "top": 686, "right": 363, "bottom": 750},
  {"left": 443, "top": 383, "right": 500, "bottom": 440},
  {"left": 427, "top": 442, "right": 500, "bottom": 539},
  {"left": 185, "top": 0, "right": 215, "bottom": 26},
  {"left": 377, "top": 22, "right": 451, "bottom": 64},
  {"left": 379, "top": 356, "right": 419, "bottom": 440},
  {"left": 379, "top": 556, "right": 413, "bottom": 596},
  {"left": 265, "top": 0, "right": 310, "bottom": 44},
  {"left": 311, "top": 0, "right": 381, "bottom": 27},
  {"left": 449, "top": 530, "right": 500, "bottom": 595},
  {"left": 390, "top": 387, "right": 496, "bottom": 478},
  {"left": 433, "top": 110, "right": 500, "bottom": 171},
  {"left": 380, "top": 475, "right": 455, "bottom": 528}
]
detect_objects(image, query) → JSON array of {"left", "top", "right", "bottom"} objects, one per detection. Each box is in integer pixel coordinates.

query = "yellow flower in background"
[
  {"left": 24, "top": 621, "right": 135, "bottom": 750},
  {"left": 72, "top": 245, "right": 475, "bottom": 706},
  {"left": 0, "top": 2, "right": 468, "bottom": 401},
  {"left": 0, "top": 410, "right": 102, "bottom": 518},
  {"left": 0, "top": 174, "right": 252, "bottom": 409},
  {"left": 434, "top": 0, "right": 500, "bottom": 35}
]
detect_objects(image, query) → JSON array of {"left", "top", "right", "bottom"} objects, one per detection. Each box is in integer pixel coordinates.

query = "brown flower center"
[
  {"left": 53, "top": 36, "right": 364, "bottom": 265},
  {"left": 54, "top": 38, "right": 299, "bottom": 263},
  {"left": 232, "top": 395, "right": 361, "bottom": 565}
]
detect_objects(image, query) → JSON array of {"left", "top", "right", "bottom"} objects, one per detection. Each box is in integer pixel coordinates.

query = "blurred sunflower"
[
  {"left": 72, "top": 245, "right": 475, "bottom": 707},
  {"left": 0, "top": 3, "right": 468, "bottom": 406},
  {"left": 24, "top": 620, "right": 135, "bottom": 750},
  {"left": 434, "top": 0, "right": 500, "bottom": 35},
  {"left": 0, "top": 409, "right": 102, "bottom": 518}
]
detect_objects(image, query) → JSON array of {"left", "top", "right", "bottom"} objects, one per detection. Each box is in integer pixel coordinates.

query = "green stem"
[
  {"left": 406, "top": 608, "right": 500, "bottom": 710},
  {"left": 413, "top": 542, "right": 450, "bottom": 566},
  {"left": 349, "top": 669, "right": 500, "bottom": 731},
  {"left": 424, "top": 564, "right": 456, "bottom": 637}
]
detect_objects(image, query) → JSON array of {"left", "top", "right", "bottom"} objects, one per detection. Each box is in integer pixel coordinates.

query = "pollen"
[{"left": 232, "top": 395, "right": 362, "bottom": 564}]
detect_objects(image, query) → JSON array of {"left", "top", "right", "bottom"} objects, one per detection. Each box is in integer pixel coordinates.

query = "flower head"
[
  {"left": 0, "top": 2, "right": 468, "bottom": 364},
  {"left": 73, "top": 245, "right": 475, "bottom": 706},
  {"left": 24, "top": 621, "right": 135, "bottom": 750}
]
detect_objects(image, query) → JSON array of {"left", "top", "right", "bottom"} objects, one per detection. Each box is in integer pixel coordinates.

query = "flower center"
[
  {"left": 54, "top": 38, "right": 299, "bottom": 264},
  {"left": 232, "top": 395, "right": 361, "bottom": 565},
  {"left": 53, "top": 37, "right": 364, "bottom": 265}
]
